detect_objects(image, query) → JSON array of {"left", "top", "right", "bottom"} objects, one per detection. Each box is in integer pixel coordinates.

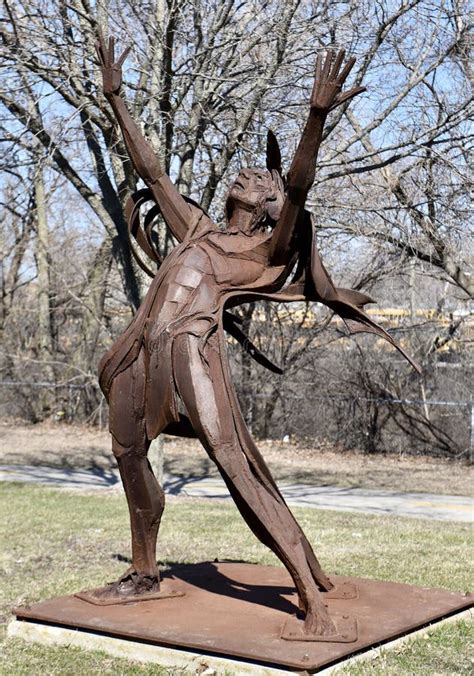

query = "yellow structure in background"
[{"left": 248, "top": 305, "right": 472, "bottom": 353}]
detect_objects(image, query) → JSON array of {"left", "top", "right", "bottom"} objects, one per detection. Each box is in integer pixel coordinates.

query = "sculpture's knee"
[
  {"left": 112, "top": 434, "right": 148, "bottom": 461},
  {"left": 112, "top": 437, "right": 131, "bottom": 460},
  {"left": 207, "top": 440, "right": 247, "bottom": 480},
  {"left": 109, "top": 405, "right": 147, "bottom": 452}
]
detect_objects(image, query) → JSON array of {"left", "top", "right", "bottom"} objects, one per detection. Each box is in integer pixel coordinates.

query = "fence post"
[{"left": 470, "top": 404, "right": 473, "bottom": 462}]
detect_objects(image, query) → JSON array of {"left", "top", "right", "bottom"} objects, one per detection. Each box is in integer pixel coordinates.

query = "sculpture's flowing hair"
[
  {"left": 126, "top": 130, "right": 286, "bottom": 274},
  {"left": 124, "top": 189, "right": 209, "bottom": 278}
]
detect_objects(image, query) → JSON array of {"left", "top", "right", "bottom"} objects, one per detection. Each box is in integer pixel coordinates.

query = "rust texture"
[
  {"left": 14, "top": 563, "right": 472, "bottom": 671},
  {"left": 93, "top": 35, "right": 420, "bottom": 637}
]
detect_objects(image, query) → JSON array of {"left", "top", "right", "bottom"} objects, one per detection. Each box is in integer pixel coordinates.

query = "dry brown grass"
[{"left": 1, "top": 419, "right": 472, "bottom": 496}]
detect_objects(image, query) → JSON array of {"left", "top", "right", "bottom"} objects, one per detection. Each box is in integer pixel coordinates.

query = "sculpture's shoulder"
[
  {"left": 185, "top": 205, "right": 216, "bottom": 240},
  {"left": 203, "top": 230, "right": 271, "bottom": 261},
  {"left": 189, "top": 230, "right": 272, "bottom": 288}
]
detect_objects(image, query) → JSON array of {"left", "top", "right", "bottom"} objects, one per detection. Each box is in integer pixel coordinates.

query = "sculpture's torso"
[
  {"left": 98, "top": 226, "right": 288, "bottom": 431},
  {"left": 144, "top": 229, "right": 273, "bottom": 343}
]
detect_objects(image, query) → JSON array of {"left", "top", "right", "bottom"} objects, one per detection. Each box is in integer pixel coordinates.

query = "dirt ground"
[{"left": 1, "top": 420, "right": 472, "bottom": 496}]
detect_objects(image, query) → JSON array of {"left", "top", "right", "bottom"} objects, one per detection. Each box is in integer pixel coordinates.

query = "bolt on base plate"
[{"left": 323, "top": 581, "right": 358, "bottom": 600}]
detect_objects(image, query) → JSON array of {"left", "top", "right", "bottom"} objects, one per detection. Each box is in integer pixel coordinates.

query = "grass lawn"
[{"left": 1, "top": 482, "right": 472, "bottom": 674}]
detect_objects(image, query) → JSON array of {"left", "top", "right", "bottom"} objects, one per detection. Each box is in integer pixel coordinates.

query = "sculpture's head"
[
  {"left": 226, "top": 167, "right": 285, "bottom": 230},
  {"left": 225, "top": 131, "right": 285, "bottom": 232}
]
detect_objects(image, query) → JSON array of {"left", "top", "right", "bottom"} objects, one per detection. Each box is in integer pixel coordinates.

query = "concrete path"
[{"left": 1, "top": 463, "right": 473, "bottom": 523}]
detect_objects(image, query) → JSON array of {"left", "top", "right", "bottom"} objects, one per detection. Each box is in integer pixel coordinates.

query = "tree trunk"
[
  {"left": 80, "top": 238, "right": 113, "bottom": 373},
  {"left": 34, "top": 166, "right": 53, "bottom": 359},
  {"left": 34, "top": 164, "right": 55, "bottom": 417}
]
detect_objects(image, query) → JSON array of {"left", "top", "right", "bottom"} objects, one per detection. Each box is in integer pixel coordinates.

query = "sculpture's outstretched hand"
[
  {"left": 95, "top": 32, "right": 131, "bottom": 98},
  {"left": 310, "top": 50, "right": 365, "bottom": 113}
]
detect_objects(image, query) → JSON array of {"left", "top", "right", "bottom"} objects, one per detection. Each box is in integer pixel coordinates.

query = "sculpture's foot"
[
  {"left": 281, "top": 610, "right": 357, "bottom": 643},
  {"left": 97, "top": 567, "right": 161, "bottom": 598},
  {"left": 303, "top": 608, "right": 336, "bottom": 636},
  {"left": 75, "top": 567, "right": 184, "bottom": 606}
]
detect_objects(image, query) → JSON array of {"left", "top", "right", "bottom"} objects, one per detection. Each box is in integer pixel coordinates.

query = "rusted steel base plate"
[
  {"left": 13, "top": 562, "right": 472, "bottom": 672},
  {"left": 323, "top": 581, "right": 358, "bottom": 600},
  {"left": 75, "top": 588, "right": 185, "bottom": 606}
]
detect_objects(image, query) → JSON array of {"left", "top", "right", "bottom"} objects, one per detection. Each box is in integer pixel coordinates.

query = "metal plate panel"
[{"left": 14, "top": 562, "right": 472, "bottom": 672}]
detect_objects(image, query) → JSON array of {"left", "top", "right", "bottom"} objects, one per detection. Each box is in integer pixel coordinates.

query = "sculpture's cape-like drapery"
[{"left": 99, "top": 191, "right": 419, "bottom": 405}]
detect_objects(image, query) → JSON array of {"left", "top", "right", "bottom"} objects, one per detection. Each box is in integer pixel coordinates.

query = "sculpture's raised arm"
[
  {"left": 95, "top": 33, "right": 192, "bottom": 243},
  {"left": 268, "top": 50, "right": 365, "bottom": 266}
]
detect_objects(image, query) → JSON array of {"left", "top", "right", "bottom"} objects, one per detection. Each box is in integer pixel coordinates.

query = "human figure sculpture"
[{"left": 95, "top": 35, "right": 419, "bottom": 636}]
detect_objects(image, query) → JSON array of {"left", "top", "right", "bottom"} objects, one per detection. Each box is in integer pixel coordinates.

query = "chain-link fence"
[
  {"left": 248, "top": 390, "right": 473, "bottom": 460},
  {"left": 1, "top": 380, "right": 472, "bottom": 460}
]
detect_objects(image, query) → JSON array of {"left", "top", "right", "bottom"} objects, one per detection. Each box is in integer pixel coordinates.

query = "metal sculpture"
[{"left": 94, "top": 35, "right": 419, "bottom": 637}]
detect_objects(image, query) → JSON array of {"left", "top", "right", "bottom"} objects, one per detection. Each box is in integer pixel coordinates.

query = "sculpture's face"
[
  {"left": 227, "top": 168, "right": 284, "bottom": 228},
  {"left": 229, "top": 168, "right": 274, "bottom": 208}
]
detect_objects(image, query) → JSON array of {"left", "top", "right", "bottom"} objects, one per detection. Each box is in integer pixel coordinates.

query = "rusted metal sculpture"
[{"left": 94, "top": 35, "right": 419, "bottom": 637}]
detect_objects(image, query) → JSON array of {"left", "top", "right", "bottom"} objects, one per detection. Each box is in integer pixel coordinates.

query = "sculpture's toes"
[
  {"left": 104, "top": 569, "right": 161, "bottom": 598},
  {"left": 303, "top": 607, "right": 337, "bottom": 637},
  {"left": 75, "top": 568, "right": 186, "bottom": 606},
  {"left": 78, "top": 568, "right": 161, "bottom": 603}
]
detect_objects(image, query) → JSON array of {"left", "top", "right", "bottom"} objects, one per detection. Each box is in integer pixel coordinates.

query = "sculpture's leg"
[
  {"left": 104, "top": 350, "right": 164, "bottom": 597},
  {"left": 229, "top": 403, "right": 332, "bottom": 593},
  {"left": 174, "top": 334, "right": 335, "bottom": 635}
]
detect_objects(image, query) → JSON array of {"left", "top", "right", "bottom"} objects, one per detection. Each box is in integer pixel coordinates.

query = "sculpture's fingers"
[
  {"left": 94, "top": 41, "right": 104, "bottom": 64},
  {"left": 314, "top": 52, "right": 324, "bottom": 82},
  {"left": 96, "top": 29, "right": 107, "bottom": 62},
  {"left": 117, "top": 46, "right": 131, "bottom": 67},
  {"left": 330, "top": 85, "right": 366, "bottom": 109},
  {"left": 337, "top": 56, "right": 356, "bottom": 85},
  {"left": 310, "top": 52, "right": 324, "bottom": 103},
  {"left": 330, "top": 50, "right": 345, "bottom": 79},
  {"left": 108, "top": 35, "right": 115, "bottom": 64},
  {"left": 321, "top": 50, "right": 334, "bottom": 81}
]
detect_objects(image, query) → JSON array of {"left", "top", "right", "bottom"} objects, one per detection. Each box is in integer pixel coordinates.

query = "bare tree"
[
  {"left": 0, "top": 174, "right": 35, "bottom": 334},
  {"left": 0, "top": 1, "right": 472, "bottom": 453},
  {"left": 0, "top": 0, "right": 314, "bottom": 304},
  {"left": 305, "top": 0, "right": 473, "bottom": 299}
]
